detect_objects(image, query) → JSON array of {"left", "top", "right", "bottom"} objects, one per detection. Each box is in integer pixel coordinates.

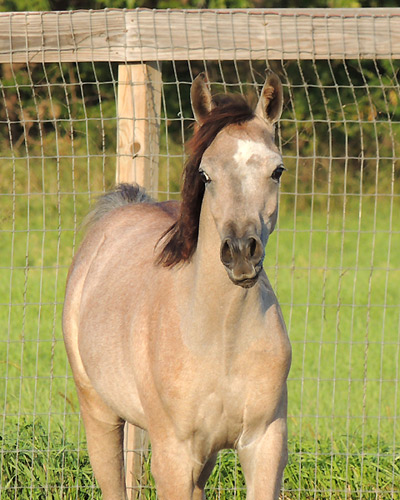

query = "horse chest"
[
  {"left": 174, "top": 351, "right": 287, "bottom": 452},
  {"left": 145, "top": 285, "right": 290, "bottom": 448},
  {"left": 155, "top": 327, "right": 290, "bottom": 450},
  {"left": 217, "top": 337, "right": 289, "bottom": 416},
  {"left": 184, "top": 303, "right": 291, "bottom": 397}
]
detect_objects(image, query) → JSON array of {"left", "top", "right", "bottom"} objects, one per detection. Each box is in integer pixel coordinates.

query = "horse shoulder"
[{"left": 230, "top": 276, "right": 291, "bottom": 391}]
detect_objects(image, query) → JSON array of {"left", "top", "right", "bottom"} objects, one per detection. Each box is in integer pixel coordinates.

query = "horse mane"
[{"left": 157, "top": 93, "right": 255, "bottom": 268}]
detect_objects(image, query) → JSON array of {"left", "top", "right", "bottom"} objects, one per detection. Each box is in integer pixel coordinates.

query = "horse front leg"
[
  {"left": 192, "top": 453, "right": 218, "bottom": 500},
  {"left": 150, "top": 439, "right": 214, "bottom": 500},
  {"left": 237, "top": 387, "right": 288, "bottom": 500}
]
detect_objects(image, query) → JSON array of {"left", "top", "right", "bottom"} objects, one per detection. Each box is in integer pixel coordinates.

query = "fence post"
[
  {"left": 116, "top": 62, "right": 162, "bottom": 497},
  {"left": 117, "top": 62, "right": 162, "bottom": 197}
]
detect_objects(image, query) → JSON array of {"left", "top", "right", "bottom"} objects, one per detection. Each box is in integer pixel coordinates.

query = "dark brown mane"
[{"left": 157, "top": 94, "right": 255, "bottom": 268}]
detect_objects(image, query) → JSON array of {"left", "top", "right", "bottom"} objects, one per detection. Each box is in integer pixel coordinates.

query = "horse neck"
[
  {"left": 183, "top": 194, "right": 262, "bottom": 336},
  {"left": 191, "top": 193, "right": 232, "bottom": 296}
]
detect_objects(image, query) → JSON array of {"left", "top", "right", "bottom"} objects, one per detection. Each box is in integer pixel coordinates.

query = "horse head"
[{"left": 191, "top": 71, "right": 284, "bottom": 288}]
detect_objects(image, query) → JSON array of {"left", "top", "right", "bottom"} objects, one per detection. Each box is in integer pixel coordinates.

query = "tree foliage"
[{"left": 1, "top": 0, "right": 398, "bottom": 200}]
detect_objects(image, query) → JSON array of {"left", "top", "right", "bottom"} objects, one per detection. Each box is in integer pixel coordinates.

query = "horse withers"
[{"left": 63, "top": 70, "right": 291, "bottom": 500}]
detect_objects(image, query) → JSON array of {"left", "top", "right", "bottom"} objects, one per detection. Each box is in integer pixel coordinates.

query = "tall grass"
[{"left": 1, "top": 421, "right": 399, "bottom": 499}]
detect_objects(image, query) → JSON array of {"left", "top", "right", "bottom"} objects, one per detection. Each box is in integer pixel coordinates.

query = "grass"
[
  {"left": 1, "top": 125, "right": 399, "bottom": 497},
  {"left": 1, "top": 420, "right": 96, "bottom": 500},
  {"left": 269, "top": 196, "right": 400, "bottom": 441},
  {"left": 1, "top": 421, "right": 399, "bottom": 499},
  {"left": 1, "top": 190, "right": 399, "bottom": 497}
]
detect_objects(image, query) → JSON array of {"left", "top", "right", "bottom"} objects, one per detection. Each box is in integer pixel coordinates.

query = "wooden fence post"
[
  {"left": 117, "top": 62, "right": 162, "bottom": 196},
  {"left": 116, "top": 61, "right": 162, "bottom": 497}
]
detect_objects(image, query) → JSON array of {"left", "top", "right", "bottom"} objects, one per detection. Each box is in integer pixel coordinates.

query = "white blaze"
[{"left": 233, "top": 139, "right": 282, "bottom": 191}]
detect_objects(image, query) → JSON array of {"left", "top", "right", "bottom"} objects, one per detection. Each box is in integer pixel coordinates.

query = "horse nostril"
[
  {"left": 249, "top": 237, "right": 257, "bottom": 258},
  {"left": 246, "top": 236, "right": 263, "bottom": 264},
  {"left": 221, "top": 238, "right": 234, "bottom": 266}
]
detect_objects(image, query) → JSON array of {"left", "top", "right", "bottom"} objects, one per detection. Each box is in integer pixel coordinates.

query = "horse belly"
[
  {"left": 79, "top": 314, "right": 145, "bottom": 427},
  {"left": 77, "top": 274, "right": 150, "bottom": 427}
]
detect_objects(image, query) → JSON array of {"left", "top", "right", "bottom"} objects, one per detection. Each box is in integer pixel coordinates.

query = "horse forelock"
[{"left": 157, "top": 94, "right": 255, "bottom": 268}]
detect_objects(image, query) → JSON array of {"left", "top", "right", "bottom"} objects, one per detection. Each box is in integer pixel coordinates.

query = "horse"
[{"left": 63, "top": 70, "right": 291, "bottom": 500}]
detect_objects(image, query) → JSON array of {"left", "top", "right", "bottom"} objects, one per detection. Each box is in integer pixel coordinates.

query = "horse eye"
[
  {"left": 271, "top": 165, "right": 286, "bottom": 182},
  {"left": 199, "top": 169, "right": 211, "bottom": 184}
]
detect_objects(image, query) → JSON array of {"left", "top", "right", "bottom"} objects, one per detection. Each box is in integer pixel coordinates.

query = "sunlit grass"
[
  {"left": 1, "top": 421, "right": 398, "bottom": 499},
  {"left": 1, "top": 134, "right": 399, "bottom": 497}
]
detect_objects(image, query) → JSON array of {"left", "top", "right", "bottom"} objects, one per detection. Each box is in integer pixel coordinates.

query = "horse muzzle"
[{"left": 220, "top": 234, "right": 264, "bottom": 288}]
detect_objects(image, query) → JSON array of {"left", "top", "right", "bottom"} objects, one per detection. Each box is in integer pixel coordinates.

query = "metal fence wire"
[{"left": 0, "top": 8, "right": 399, "bottom": 500}]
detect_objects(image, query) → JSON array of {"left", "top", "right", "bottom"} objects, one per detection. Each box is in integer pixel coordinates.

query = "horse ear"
[
  {"left": 255, "top": 69, "right": 283, "bottom": 124},
  {"left": 191, "top": 73, "right": 213, "bottom": 125}
]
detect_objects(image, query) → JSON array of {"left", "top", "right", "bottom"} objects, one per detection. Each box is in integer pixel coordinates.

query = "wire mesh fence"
[{"left": 0, "top": 8, "right": 399, "bottom": 499}]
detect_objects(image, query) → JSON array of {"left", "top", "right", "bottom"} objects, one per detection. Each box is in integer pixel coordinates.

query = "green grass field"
[
  {"left": 1, "top": 126, "right": 399, "bottom": 498},
  {"left": 1, "top": 188, "right": 399, "bottom": 498}
]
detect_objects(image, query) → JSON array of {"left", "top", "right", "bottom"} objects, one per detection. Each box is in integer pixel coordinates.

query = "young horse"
[{"left": 63, "top": 70, "right": 291, "bottom": 500}]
